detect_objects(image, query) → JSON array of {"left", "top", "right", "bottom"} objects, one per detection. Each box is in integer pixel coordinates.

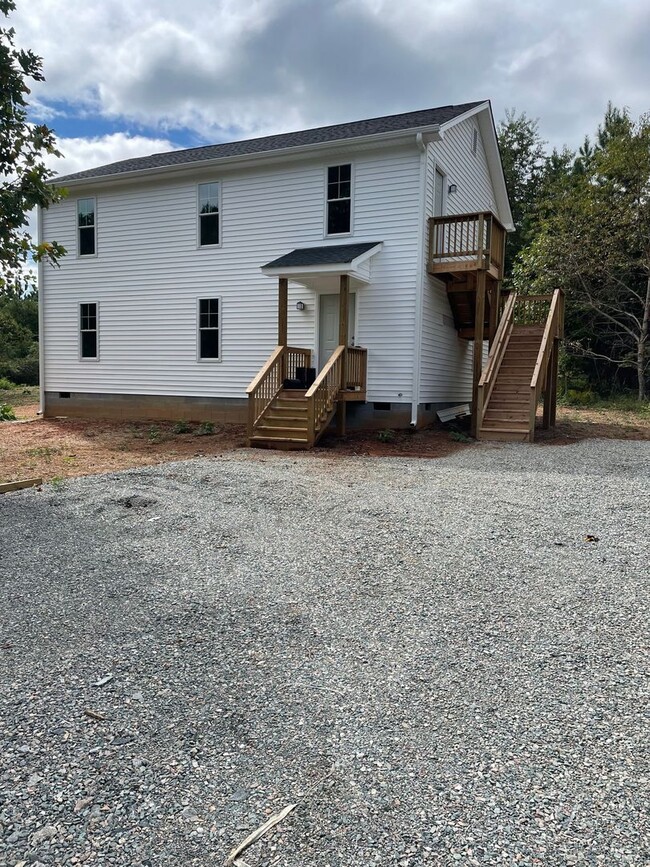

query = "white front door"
[{"left": 318, "top": 292, "right": 356, "bottom": 368}]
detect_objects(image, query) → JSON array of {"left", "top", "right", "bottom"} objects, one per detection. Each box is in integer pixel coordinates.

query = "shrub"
[
  {"left": 0, "top": 376, "right": 17, "bottom": 390},
  {"left": 377, "top": 428, "right": 396, "bottom": 443},
  {"left": 0, "top": 403, "right": 16, "bottom": 421},
  {"left": 172, "top": 420, "right": 192, "bottom": 434},
  {"left": 195, "top": 421, "right": 215, "bottom": 436}
]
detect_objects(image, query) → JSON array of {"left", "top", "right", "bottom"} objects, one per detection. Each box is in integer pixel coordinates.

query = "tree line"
[
  {"left": 0, "top": 0, "right": 648, "bottom": 400},
  {"left": 498, "top": 106, "right": 650, "bottom": 401}
]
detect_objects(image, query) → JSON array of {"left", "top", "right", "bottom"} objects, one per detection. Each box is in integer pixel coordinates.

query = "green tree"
[
  {"left": 514, "top": 105, "right": 650, "bottom": 400},
  {"left": 497, "top": 109, "right": 547, "bottom": 276},
  {"left": 0, "top": 0, "right": 65, "bottom": 296}
]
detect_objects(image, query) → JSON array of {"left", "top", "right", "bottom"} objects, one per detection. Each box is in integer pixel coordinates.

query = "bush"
[
  {"left": 172, "top": 420, "right": 192, "bottom": 434},
  {"left": 0, "top": 403, "right": 16, "bottom": 421},
  {"left": 377, "top": 428, "right": 396, "bottom": 443},
  {"left": 195, "top": 421, "right": 215, "bottom": 436},
  {"left": 0, "top": 376, "right": 17, "bottom": 390},
  {"left": 0, "top": 345, "right": 39, "bottom": 385}
]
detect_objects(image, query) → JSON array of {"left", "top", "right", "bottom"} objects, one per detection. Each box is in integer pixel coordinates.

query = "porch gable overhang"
[{"left": 261, "top": 241, "right": 383, "bottom": 285}]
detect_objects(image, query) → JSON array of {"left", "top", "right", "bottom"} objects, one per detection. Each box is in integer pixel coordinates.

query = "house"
[{"left": 39, "top": 100, "right": 563, "bottom": 447}]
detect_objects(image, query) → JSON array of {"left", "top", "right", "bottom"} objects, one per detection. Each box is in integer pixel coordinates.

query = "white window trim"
[
  {"left": 79, "top": 301, "right": 99, "bottom": 362},
  {"left": 77, "top": 197, "right": 97, "bottom": 258},
  {"left": 197, "top": 182, "right": 222, "bottom": 249},
  {"left": 324, "top": 162, "right": 354, "bottom": 239},
  {"left": 196, "top": 296, "right": 222, "bottom": 363}
]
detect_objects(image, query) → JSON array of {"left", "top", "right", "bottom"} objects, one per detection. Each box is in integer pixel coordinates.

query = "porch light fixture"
[
  {"left": 295, "top": 301, "right": 306, "bottom": 311},
  {"left": 448, "top": 183, "right": 458, "bottom": 194}
]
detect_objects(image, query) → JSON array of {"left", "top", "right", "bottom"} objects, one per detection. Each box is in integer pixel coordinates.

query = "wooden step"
[
  {"left": 481, "top": 419, "right": 530, "bottom": 432},
  {"left": 254, "top": 424, "right": 308, "bottom": 437},
  {"left": 249, "top": 437, "right": 311, "bottom": 450},
  {"left": 278, "top": 389, "right": 308, "bottom": 398},
  {"left": 273, "top": 400, "right": 309, "bottom": 411},
  {"left": 487, "top": 400, "right": 530, "bottom": 411},
  {"left": 265, "top": 410, "right": 308, "bottom": 422},
  {"left": 483, "top": 409, "right": 529, "bottom": 421},
  {"left": 259, "top": 417, "right": 309, "bottom": 430},
  {"left": 478, "top": 427, "right": 531, "bottom": 442}
]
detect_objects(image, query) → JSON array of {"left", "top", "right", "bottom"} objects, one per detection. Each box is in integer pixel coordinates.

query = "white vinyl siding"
[
  {"left": 41, "top": 145, "right": 421, "bottom": 404},
  {"left": 418, "top": 120, "right": 496, "bottom": 403}
]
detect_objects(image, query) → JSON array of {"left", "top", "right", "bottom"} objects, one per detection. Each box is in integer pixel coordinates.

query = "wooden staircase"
[
  {"left": 477, "top": 291, "right": 564, "bottom": 443},
  {"left": 247, "top": 344, "right": 367, "bottom": 449},
  {"left": 479, "top": 326, "right": 544, "bottom": 441},
  {"left": 249, "top": 389, "right": 334, "bottom": 450}
]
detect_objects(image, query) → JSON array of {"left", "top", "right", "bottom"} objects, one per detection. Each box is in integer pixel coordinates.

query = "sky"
[{"left": 11, "top": 0, "right": 650, "bottom": 178}]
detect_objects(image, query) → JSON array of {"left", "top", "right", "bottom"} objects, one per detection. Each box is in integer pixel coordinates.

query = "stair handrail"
[
  {"left": 528, "top": 288, "right": 564, "bottom": 433},
  {"left": 477, "top": 292, "right": 517, "bottom": 431},
  {"left": 246, "top": 344, "right": 311, "bottom": 439},
  {"left": 305, "top": 344, "right": 345, "bottom": 446}
]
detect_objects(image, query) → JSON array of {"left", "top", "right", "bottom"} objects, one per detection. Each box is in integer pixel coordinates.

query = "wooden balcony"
[{"left": 428, "top": 211, "right": 506, "bottom": 281}]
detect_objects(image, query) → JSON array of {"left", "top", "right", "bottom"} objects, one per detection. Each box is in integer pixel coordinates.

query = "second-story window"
[
  {"left": 327, "top": 164, "right": 352, "bottom": 235},
  {"left": 78, "top": 198, "right": 96, "bottom": 256},
  {"left": 199, "top": 182, "right": 220, "bottom": 246}
]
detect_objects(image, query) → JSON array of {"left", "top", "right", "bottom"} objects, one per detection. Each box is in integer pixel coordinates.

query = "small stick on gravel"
[
  {"left": 224, "top": 768, "right": 334, "bottom": 866},
  {"left": 224, "top": 803, "right": 296, "bottom": 866},
  {"left": 84, "top": 709, "right": 106, "bottom": 721}
]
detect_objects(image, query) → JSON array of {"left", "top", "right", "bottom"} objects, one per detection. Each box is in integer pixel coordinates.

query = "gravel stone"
[{"left": 0, "top": 439, "right": 648, "bottom": 866}]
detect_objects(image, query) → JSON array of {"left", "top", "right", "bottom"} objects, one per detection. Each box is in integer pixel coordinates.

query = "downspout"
[
  {"left": 410, "top": 132, "right": 428, "bottom": 426},
  {"left": 37, "top": 205, "right": 45, "bottom": 416}
]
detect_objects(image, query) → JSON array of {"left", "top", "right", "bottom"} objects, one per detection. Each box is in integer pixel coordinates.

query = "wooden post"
[
  {"left": 338, "top": 274, "right": 349, "bottom": 347},
  {"left": 336, "top": 274, "right": 349, "bottom": 436},
  {"left": 278, "top": 277, "right": 288, "bottom": 384},
  {"left": 488, "top": 278, "right": 500, "bottom": 349},
  {"left": 278, "top": 277, "right": 288, "bottom": 345},
  {"left": 550, "top": 338, "right": 559, "bottom": 427},
  {"left": 471, "top": 270, "right": 486, "bottom": 437}
]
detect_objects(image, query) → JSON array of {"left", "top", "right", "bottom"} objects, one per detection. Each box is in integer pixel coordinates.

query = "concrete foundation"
[{"left": 43, "top": 391, "right": 453, "bottom": 430}]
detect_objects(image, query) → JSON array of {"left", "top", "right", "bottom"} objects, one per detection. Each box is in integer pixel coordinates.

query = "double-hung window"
[
  {"left": 327, "top": 164, "right": 352, "bottom": 235},
  {"left": 198, "top": 298, "right": 220, "bottom": 360},
  {"left": 80, "top": 302, "right": 98, "bottom": 360},
  {"left": 198, "top": 183, "right": 220, "bottom": 246},
  {"left": 78, "top": 198, "right": 96, "bottom": 256}
]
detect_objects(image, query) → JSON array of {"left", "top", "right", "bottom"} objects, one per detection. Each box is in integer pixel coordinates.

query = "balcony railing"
[{"left": 428, "top": 211, "right": 506, "bottom": 279}]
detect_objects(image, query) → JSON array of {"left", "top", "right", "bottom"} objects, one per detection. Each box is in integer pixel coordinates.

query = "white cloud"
[
  {"left": 46, "top": 132, "right": 179, "bottom": 178},
  {"left": 9, "top": 0, "right": 650, "bottom": 153}
]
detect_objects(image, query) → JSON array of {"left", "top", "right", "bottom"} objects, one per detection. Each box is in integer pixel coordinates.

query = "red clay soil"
[{"left": 1, "top": 403, "right": 648, "bottom": 484}]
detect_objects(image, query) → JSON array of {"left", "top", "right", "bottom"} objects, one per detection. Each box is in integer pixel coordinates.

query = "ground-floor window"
[
  {"left": 198, "top": 298, "right": 220, "bottom": 360},
  {"left": 80, "top": 302, "right": 98, "bottom": 359}
]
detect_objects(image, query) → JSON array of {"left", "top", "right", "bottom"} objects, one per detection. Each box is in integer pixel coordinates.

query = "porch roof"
[{"left": 261, "top": 242, "right": 382, "bottom": 283}]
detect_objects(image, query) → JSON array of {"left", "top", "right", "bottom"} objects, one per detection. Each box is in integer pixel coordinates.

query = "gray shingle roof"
[
  {"left": 263, "top": 242, "right": 381, "bottom": 270},
  {"left": 54, "top": 102, "right": 484, "bottom": 184}
]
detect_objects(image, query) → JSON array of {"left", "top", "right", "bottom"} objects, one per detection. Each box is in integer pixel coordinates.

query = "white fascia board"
[
  {"left": 261, "top": 243, "right": 382, "bottom": 282},
  {"left": 477, "top": 110, "right": 515, "bottom": 231},
  {"left": 56, "top": 129, "right": 442, "bottom": 192},
  {"left": 350, "top": 242, "right": 383, "bottom": 268},
  {"left": 261, "top": 263, "right": 372, "bottom": 284}
]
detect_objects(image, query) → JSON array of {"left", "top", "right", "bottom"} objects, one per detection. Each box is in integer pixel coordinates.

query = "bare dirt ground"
[{"left": 1, "top": 388, "right": 649, "bottom": 483}]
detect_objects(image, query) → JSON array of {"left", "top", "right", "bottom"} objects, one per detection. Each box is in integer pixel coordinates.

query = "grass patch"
[
  {"left": 27, "top": 446, "right": 61, "bottom": 459},
  {"left": 559, "top": 393, "right": 650, "bottom": 418}
]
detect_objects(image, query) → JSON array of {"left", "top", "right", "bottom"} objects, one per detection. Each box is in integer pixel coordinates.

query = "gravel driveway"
[{"left": 1, "top": 440, "right": 648, "bottom": 867}]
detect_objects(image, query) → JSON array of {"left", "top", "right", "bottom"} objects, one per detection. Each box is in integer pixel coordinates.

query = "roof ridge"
[{"left": 53, "top": 101, "right": 488, "bottom": 184}]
